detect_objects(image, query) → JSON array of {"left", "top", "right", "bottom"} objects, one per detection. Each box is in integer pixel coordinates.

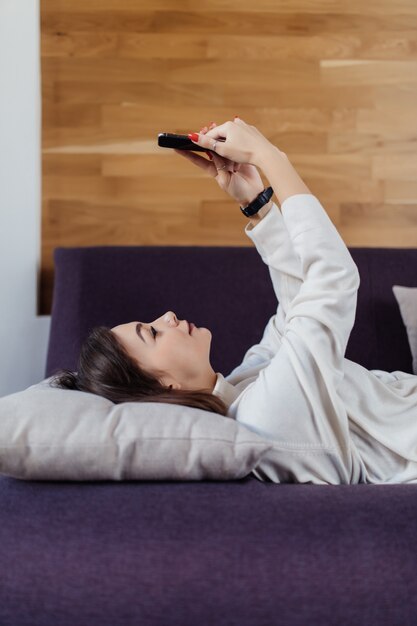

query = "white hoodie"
[{"left": 212, "top": 194, "right": 417, "bottom": 485}]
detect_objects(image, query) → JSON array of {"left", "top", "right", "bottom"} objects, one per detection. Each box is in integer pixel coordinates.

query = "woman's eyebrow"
[{"left": 136, "top": 322, "right": 146, "bottom": 343}]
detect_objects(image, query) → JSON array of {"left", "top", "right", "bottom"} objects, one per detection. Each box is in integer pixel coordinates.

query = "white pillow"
[
  {"left": 392, "top": 285, "right": 417, "bottom": 375},
  {"left": 0, "top": 377, "right": 272, "bottom": 481}
]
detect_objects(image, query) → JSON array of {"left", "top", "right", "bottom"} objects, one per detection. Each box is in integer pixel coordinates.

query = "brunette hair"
[{"left": 50, "top": 326, "right": 229, "bottom": 416}]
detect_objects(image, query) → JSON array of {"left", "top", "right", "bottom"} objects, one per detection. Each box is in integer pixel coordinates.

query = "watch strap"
[{"left": 240, "top": 186, "right": 273, "bottom": 217}]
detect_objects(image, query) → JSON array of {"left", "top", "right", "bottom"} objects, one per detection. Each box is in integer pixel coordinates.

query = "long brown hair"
[{"left": 50, "top": 326, "right": 229, "bottom": 416}]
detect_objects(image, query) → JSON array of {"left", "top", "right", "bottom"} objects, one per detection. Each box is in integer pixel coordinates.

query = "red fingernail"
[
  {"left": 207, "top": 152, "right": 213, "bottom": 160},
  {"left": 188, "top": 133, "right": 199, "bottom": 141}
]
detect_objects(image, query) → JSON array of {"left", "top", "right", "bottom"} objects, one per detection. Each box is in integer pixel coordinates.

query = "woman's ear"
[{"left": 166, "top": 382, "right": 181, "bottom": 391}]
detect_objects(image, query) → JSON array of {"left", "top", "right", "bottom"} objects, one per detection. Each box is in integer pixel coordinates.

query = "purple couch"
[{"left": 1, "top": 244, "right": 417, "bottom": 626}]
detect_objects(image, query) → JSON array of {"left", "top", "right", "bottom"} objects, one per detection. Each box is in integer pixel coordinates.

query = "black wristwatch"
[{"left": 240, "top": 186, "right": 273, "bottom": 217}]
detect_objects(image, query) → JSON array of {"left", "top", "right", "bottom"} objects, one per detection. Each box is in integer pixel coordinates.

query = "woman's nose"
[{"left": 163, "top": 311, "right": 178, "bottom": 325}]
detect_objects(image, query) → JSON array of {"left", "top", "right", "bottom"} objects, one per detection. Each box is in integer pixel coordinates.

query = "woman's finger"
[
  {"left": 188, "top": 122, "right": 234, "bottom": 159},
  {"left": 173, "top": 148, "right": 214, "bottom": 172},
  {"left": 205, "top": 120, "right": 243, "bottom": 172},
  {"left": 174, "top": 147, "right": 234, "bottom": 180},
  {"left": 205, "top": 122, "right": 242, "bottom": 172},
  {"left": 211, "top": 152, "right": 234, "bottom": 174},
  {"left": 190, "top": 121, "right": 262, "bottom": 165}
]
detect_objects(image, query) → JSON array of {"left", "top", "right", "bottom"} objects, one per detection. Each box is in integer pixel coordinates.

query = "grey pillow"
[
  {"left": 392, "top": 285, "right": 417, "bottom": 375},
  {"left": 0, "top": 377, "right": 272, "bottom": 481}
]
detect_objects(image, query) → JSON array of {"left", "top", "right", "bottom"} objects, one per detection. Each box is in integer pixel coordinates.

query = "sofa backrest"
[{"left": 45, "top": 246, "right": 416, "bottom": 378}]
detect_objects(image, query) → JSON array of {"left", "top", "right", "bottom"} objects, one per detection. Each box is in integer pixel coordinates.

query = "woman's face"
[{"left": 111, "top": 311, "right": 217, "bottom": 392}]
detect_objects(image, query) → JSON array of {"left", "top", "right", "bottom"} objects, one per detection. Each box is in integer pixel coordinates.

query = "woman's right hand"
[
  {"left": 174, "top": 122, "right": 269, "bottom": 206},
  {"left": 188, "top": 117, "right": 276, "bottom": 167}
]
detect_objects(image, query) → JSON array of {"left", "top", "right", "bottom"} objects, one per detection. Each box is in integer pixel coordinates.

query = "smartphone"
[{"left": 158, "top": 132, "right": 208, "bottom": 152}]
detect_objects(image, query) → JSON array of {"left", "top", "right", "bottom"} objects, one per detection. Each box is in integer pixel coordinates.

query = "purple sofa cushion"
[{"left": 1, "top": 477, "right": 417, "bottom": 626}]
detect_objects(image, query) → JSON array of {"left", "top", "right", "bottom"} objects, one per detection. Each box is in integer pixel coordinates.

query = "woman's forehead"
[{"left": 112, "top": 321, "right": 137, "bottom": 332}]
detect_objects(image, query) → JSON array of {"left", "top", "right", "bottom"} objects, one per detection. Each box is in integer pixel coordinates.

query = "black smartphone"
[{"left": 157, "top": 132, "right": 208, "bottom": 152}]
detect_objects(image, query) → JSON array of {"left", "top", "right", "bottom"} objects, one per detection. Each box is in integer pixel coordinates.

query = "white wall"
[{"left": 0, "top": 0, "right": 51, "bottom": 397}]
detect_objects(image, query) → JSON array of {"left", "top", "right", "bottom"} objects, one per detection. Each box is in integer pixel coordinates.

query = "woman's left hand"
[{"left": 174, "top": 122, "right": 265, "bottom": 206}]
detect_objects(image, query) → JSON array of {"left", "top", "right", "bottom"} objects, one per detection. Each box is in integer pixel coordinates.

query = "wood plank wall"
[{"left": 40, "top": 0, "right": 417, "bottom": 315}]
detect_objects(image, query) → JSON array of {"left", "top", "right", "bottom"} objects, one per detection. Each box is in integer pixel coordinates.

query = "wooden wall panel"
[{"left": 40, "top": 0, "right": 417, "bottom": 315}]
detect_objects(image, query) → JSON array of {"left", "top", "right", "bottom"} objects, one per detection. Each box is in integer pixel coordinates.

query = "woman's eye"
[{"left": 150, "top": 326, "right": 157, "bottom": 338}]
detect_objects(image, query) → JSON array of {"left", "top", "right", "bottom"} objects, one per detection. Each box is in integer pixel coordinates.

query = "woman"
[{"left": 53, "top": 117, "right": 417, "bottom": 485}]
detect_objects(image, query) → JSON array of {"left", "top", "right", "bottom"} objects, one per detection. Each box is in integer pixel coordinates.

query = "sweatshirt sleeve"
[
  {"left": 231, "top": 194, "right": 360, "bottom": 457},
  {"left": 279, "top": 193, "right": 360, "bottom": 364},
  {"left": 245, "top": 200, "right": 305, "bottom": 320},
  {"left": 226, "top": 201, "right": 306, "bottom": 377},
  {"left": 245, "top": 194, "right": 360, "bottom": 369}
]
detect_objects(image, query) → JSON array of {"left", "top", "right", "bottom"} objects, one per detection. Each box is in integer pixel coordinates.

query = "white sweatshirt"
[{"left": 212, "top": 194, "right": 417, "bottom": 485}]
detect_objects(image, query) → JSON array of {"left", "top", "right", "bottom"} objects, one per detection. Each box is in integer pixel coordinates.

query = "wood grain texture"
[{"left": 40, "top": 0, "right": 417, "bottom": 315}]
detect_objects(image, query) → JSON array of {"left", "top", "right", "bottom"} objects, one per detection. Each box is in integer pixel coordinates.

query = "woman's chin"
[{"left": 193, "top": 325, "right": 210, "bottom": 333}]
